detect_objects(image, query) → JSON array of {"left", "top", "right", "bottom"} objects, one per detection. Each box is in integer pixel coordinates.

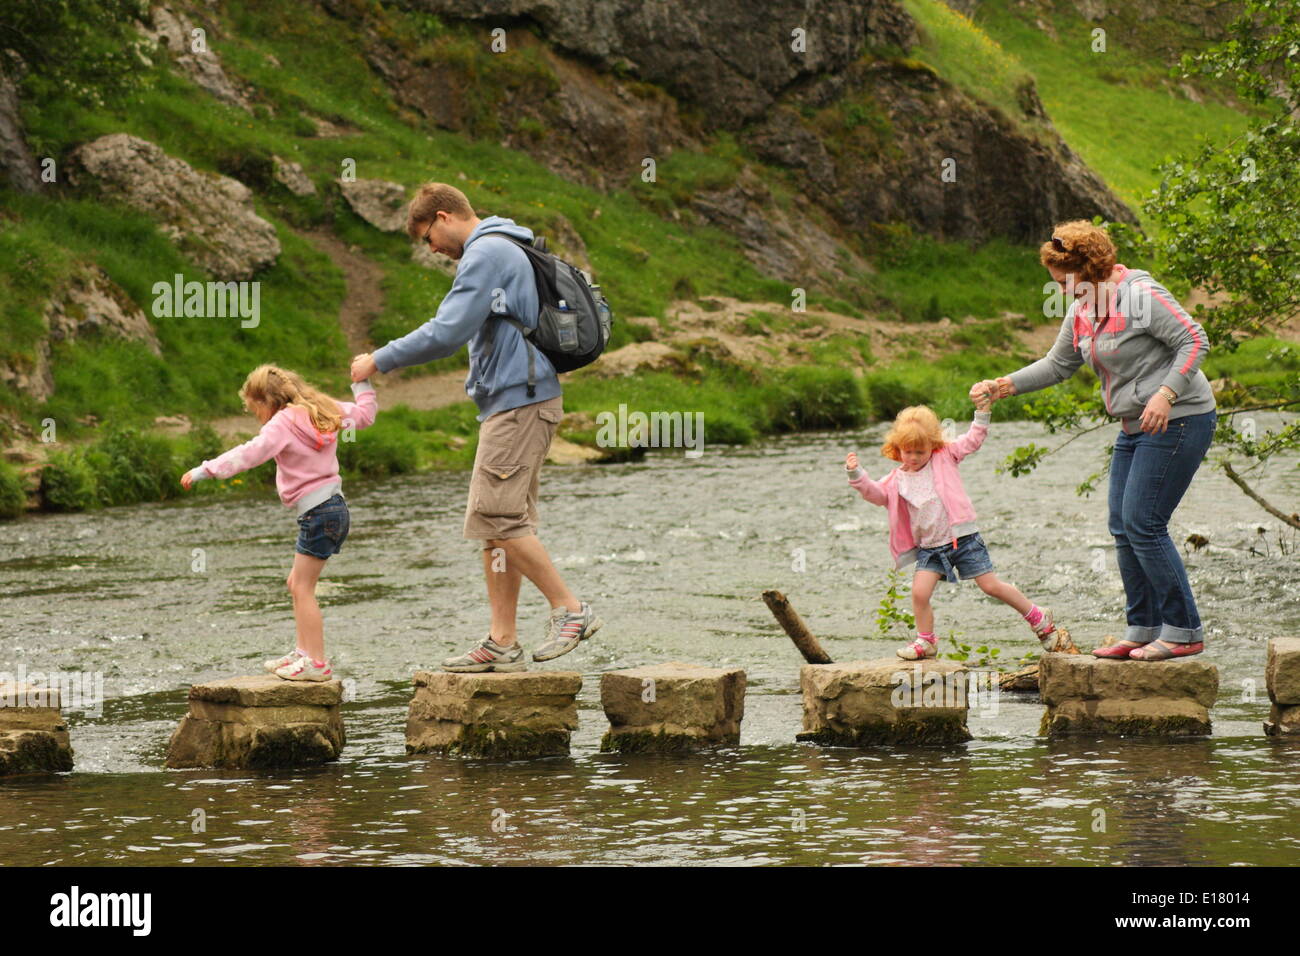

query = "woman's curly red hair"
[{"left": 1039, "top": 220, "right": 1116, "bottom": 285}]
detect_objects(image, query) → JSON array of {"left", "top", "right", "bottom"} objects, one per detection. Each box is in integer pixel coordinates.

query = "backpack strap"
[
  {"left": 495, "top": 315, "right": 537, "bottom": 398},
  {"left": 478, "top": 233, "right": 545, "bottom": 399}
]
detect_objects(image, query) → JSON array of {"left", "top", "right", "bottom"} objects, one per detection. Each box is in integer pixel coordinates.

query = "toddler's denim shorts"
[
  {"left": 915, "top": 532, "right": 993, "bottom": 583},
  {"left": 296, "top": 494, "right": 350, "bottom": 559}
]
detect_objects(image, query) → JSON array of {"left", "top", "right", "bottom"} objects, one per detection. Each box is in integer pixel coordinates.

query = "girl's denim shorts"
[
  {"left": 296, "top": 494, "right": 350, "bottom": 559},
  {"left": 915, "top": 532, "right": 994, "bottom": 583}
]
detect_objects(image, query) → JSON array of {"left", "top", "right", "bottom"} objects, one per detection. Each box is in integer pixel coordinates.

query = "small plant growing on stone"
[{"left": 874, "top": 568, "right": 915, "bottom": 636}]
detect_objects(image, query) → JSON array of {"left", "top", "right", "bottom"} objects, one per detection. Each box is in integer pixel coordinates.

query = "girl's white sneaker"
[
  {"left": 275, "top": 656, "right": 333, "bottom": 682},
  {"left": 264, "top": 649, "right": 303, "bottom": 673}
]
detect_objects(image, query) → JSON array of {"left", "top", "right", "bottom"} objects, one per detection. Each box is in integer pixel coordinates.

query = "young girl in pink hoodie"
[
  {"left": 845, "top": 398, "right": 1068, "bottom": 660},
  {"left": 180, "top": 365, "right": 378, "bottom": 681}
]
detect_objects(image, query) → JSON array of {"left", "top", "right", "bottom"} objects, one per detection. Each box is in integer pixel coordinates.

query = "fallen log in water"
[{"left": 761, "top": 590, "right": 833, "bottom": 664}]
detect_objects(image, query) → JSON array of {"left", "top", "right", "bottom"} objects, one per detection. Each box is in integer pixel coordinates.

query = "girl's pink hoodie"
[
  {"left": 190, "top": 381, "right": 377, "bottom": 514},
  {"left": 847, "top": 409, "right": 990, "bottom": 568}
]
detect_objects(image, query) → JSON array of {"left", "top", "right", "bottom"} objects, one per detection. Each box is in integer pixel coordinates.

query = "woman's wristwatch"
[{"left": 1158, "top": 385, "right": 1178, "bottom": 404}]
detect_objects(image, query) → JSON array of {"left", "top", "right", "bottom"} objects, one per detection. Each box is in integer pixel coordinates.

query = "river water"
[{"left": 2, "top": 418, "right": 1298, "bottom": 866}]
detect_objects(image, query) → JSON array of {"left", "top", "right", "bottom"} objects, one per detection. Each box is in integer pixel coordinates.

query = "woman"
[{"left": 971, "top": 220, "right": 1217, "bottom": 660}]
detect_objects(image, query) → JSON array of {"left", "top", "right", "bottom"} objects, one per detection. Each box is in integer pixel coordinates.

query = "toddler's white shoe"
[
  {"left": 896, "top": 637, "right": 938, "bottom": 661},
  {"left": 275, "top": 656, "right": 333, "bottom": 682},
  {"left": 264, "top": 648, "right": 303, "bottom": 673}
]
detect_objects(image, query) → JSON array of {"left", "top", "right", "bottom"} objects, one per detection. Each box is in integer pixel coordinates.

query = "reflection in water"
[{"left": 1, "top": 421, "right": 1298, "bottom": 865}]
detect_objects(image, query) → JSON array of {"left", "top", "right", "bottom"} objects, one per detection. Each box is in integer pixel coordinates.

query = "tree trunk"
[{"left": 761, "top": 590, "right": 833, "bottom": 664}]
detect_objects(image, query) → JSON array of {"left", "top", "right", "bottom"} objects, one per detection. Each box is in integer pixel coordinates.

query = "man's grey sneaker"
[
  {"left": 441, "top": 635, "right": 528, "bottom": 673},
  {"left": 533, "top": 602, "right": 603, "bottom": 662}
]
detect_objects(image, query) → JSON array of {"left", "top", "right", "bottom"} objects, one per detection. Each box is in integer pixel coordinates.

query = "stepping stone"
[
  {"left": 1264, "top": 637, "right": 1300, "bottom": 736},
  {"left": 165, "top": 674, "right": 345, "bottom": 769},
  {"left": 0, "top": 682, "right": 74, "bottom": 776},
  {"left": 797, "top": 660, "right": 973, "bottom": 747},
  {"left": 599, "top": 662, "right": 746, "bottom": 753},
  {"left": 1038, "top": 653, "right": 1218, "bottom": 737},
  {"left": 405, "top": 671, "right": 581, "bottom": 759}
]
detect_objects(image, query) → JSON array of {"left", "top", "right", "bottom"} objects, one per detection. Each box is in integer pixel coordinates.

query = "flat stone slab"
[
  {"left": 187, "top": 674, "right": 343, "bottom": 707},
  {"left": 0, "top": 683, "right": 73, "bottom": 775},
  {"left": 406, "top": 671, "right": 581, "bottom": 759},
  {"left": 165, "top": 674, "right": 345, "bottom": 769},
  {"left": 1038, "top": 654, "right": 1218, "bottom": 737},
  {"left": 1266, "top": 637, "right": 1300, "bottom": 706},
  {"left": 599, "top": 662, "right": 746, "bottom": 753},
  {"left": 798, "top": 660, "right": 972, "bottom": 747}
]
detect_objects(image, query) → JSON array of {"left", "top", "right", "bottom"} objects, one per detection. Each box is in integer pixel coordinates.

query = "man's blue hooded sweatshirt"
[{"left": 371, "top": 216, "right": 560, "bottom": 421}]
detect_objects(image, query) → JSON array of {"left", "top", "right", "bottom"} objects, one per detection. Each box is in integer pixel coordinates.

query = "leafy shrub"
[
  {"left": 765, "top": 367, "right": 868, "bottom": 432},
  {"left": 0, "top": 460, "right": 28, "bottom": 519},
  {"left": 41, "top": 449, "right": 99, "bottom": 512}
]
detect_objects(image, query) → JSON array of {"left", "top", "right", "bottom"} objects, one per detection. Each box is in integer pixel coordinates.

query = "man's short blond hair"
[{"left": 406, "top": 182, "right": 474, "bottom": 239}]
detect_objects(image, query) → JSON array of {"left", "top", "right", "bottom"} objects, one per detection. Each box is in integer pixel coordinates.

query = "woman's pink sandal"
[
  {"left": 1092, "top": 640, "right": 1147, "bottom": 659},
  {"left": 1128, "top": 641, "right": 1204, "bottom": 661}
]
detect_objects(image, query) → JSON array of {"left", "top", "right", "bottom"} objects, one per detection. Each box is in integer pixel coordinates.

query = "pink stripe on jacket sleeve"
[{"left": 1146, "top": 286, "right": 1204, "bottom": 375}]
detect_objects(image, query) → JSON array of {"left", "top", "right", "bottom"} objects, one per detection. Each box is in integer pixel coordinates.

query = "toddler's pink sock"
[
  {"left": 916, "top": 631, "right": 936, "bottom": 644},
  {"left": 1023, "top": 606, "right": 1043, "bottom": 628}
]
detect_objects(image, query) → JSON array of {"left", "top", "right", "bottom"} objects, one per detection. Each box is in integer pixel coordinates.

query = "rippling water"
[{"left": 2, "top": 418, "right": 1298, "bottom": 865}]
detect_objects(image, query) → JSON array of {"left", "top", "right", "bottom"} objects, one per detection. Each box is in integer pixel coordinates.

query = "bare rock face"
[
  {"left": 1, "top": 265, "right": 162, "bottom": 403},
  {"left": 583, "top": 341, "right": 687, "bottom": 379},
  {"left": 691, "top": 167, "right": 870, "bottom": 284},
  {"left": 272, "top": 155, "right": 316, "bottom": 196},
  {"left": 405, "top": 670, "right": 582, "bottom": 758},
  {"left": 798, "top": 659, "right": 973, "bottom": 746},
  {"left": 600, "top": 662, "right": 746, "bottom": 752},
  {"left": 338, "top": 178, "right": 410, "bottom": 232},
  {"left": 165, "top": 674, "right": 345, "bottom": 769},
  {"left": 0, "top": 63, "right": 41, "bottom": 194},
  {"left": 69, "top": 134, "right": 281, "bottom": 280},
  {"left": 0, "top": 683, "right": 74, "bottom": 776},
  {"left": 406, "top": 0, "right": 1134, "bottom": 249},
  {"left": 1264, "top": 637, "right": 1300, "bottom": 736},
  {"left": 1038, "top": 653, "right": 1218, "bottom": 737},
  {"left": 137, "top": 5, "right": 255, "bottom": 112},
  {"left": 411, "top": 0, "right": 916, "bottom": 127}
]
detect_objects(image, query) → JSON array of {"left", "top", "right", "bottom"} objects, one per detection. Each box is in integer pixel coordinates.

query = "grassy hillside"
[{"left": 0, "top": 0, "right": 1285, "bottom": 518}]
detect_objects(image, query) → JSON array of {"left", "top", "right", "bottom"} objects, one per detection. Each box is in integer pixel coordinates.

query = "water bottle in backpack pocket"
[{"left": 544, "top": 299, "right": 580, "bottom": 353}]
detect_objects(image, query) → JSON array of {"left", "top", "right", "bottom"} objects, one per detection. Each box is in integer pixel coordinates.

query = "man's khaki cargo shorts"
[{"left": 463, "top": 395, "right": 563, "bottom": 541}]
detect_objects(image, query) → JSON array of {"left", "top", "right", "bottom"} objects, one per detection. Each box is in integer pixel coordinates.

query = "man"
[{"left": 350, "top": 183, "right": 601, "bottom": 671}]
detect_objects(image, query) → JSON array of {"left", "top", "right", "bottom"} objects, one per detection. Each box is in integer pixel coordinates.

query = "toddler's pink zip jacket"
[
  {"left": 188, "top": 381, "right": 377, "bottom": 515},
  {"left": 847, "top": 409, "right": 990, "bottom": 569}
]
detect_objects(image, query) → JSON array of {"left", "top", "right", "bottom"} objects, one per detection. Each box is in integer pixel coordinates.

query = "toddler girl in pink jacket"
[
  {"left": 845, "top": 398, "right": 1067, "bottom": 660},
  {"left": 180, "top": 364, "right": 378, "bottom": 681}
]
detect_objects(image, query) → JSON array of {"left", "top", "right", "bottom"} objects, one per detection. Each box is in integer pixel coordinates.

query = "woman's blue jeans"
[{"left": 1107, "top": 411, "right": 1216, "bottom": 645}]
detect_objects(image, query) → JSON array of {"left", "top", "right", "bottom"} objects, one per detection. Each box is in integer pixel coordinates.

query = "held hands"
[
  {"left": 969, "top": 379, "right": 997, "bottom": 410},
  {"left": 1139, "top": 393, "right": 1172, "bottom": 433},
  {"left": 351, "top": 352, "right": 378, "bottom": 382}
]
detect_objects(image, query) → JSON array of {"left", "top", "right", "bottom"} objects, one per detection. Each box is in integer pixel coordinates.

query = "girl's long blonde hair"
[
  {"left": 240, "top": 364, "right": 343, "bottom": 433},
  {"left": 881, "top": 405, "right": 946, "bottom": 462}
]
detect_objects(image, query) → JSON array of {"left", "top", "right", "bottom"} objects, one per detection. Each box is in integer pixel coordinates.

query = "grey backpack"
[{"left": 488, "top": 235, "right": 612, "bottom": 396}]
